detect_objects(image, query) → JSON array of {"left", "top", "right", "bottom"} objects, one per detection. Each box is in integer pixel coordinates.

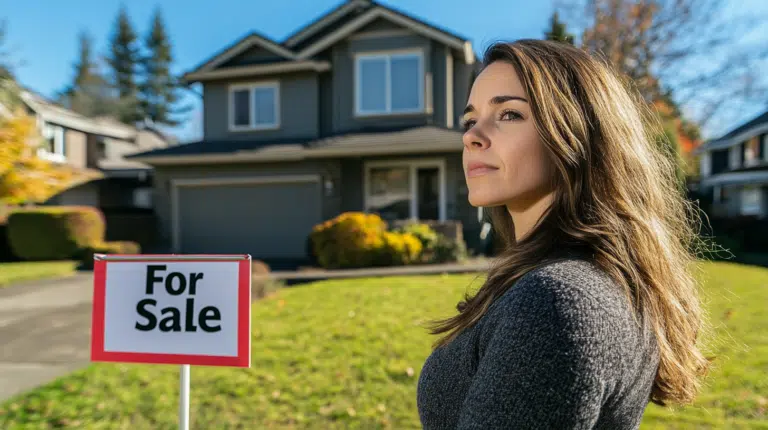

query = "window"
[
  {"left": 38, "top": 123, "right": 66, "bottom": 163},
  {"left": 741, "top": 186, "right": 762, "bottom": 215},
  {"left": 364, "top": 160, "right": 445, "bottom": 222},
  {"left": 355, "top": 51, "right": 424, "bottom": 116},
  {"left": 229, "top": 82, "right": 279, "bottom": 130},
  {"left": 744, "top": 136, "right": 761, "bottom": 167}
]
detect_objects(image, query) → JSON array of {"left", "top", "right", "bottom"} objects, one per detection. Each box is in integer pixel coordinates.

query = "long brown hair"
[{"left": 428, "top": 39, "right": 711, "bottom": 407}]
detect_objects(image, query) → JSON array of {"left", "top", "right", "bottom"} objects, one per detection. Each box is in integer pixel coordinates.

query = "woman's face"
[{"left": 461, "top": 61, "right": 554, "bottom": 212}]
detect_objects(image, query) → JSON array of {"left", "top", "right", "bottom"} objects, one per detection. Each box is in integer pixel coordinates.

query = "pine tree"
[
  {"left": 545, "top": 11, "right": 575, "bottom": 45},
  {"left": 106, "top": 5, "right": 142, "bottom": 124},
  {"left": 57, "top": 31, "right": 117, "bottom": 117},
  {"left": 139, "top": 7, "right": 187, "bottom": 126}
]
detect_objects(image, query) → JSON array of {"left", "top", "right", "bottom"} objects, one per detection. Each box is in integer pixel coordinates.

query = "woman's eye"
[
  {"left": 461, "top": 119, "right": 476, "bottom": 132},
  {"left": 499, "top": 110, "right": 523, "bottom": 121}
]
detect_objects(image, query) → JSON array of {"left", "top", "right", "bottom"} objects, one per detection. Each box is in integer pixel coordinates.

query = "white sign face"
[{"left": 91, "top": 256, "right": 251, "bottom": 367}]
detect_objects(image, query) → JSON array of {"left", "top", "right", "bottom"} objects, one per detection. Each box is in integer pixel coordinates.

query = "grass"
[
  {"left": 0, "top": 261, "right": 79, "bottom": 287},
  {"left": 0, "top": 261, "right": 766, "bottom": 429}
]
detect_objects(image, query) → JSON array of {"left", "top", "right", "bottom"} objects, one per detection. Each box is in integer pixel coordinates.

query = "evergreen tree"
[
  {"left": 139, "top": 7, "right": 187, "bottom": 126},
  {"left": 57, "top": 31, "right": 117, "bottom": 117},
  {"left": 545, "top": 11, "right": 575, "bottom": 45},
  {"left": 106, "top": 5, "right": 142, "bottom": 124}
]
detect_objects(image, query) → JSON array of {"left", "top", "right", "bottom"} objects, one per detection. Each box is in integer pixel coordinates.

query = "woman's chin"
[{"left": 467, "top": 191, "right": 506, "bottom": 208}]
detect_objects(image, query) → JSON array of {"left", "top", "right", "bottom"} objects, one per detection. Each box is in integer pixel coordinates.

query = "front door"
[{"left": 417, "top": 167, "right": 439, "bottom": 220}]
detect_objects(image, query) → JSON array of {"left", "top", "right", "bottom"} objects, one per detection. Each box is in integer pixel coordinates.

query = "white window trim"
[
  {"left": 354, "top": 49, "right": 425, "bottom": 117},
  {"left": 363, "top": 158, "right": 447, "bottom": 221},
  {"left": 228, "top": 81, "right": 280, "bottom": 132},
  {"left": 37, "top": 123, "right": 67, "bottom": 163}
]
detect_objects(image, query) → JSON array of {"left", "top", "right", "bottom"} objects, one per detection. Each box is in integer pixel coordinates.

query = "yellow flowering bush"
[{"left": 309, "top": 212, "right": 424, "bottom": 268}]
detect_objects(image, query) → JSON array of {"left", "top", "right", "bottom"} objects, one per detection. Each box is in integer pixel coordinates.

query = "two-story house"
[
  {"left": 19, "top": 90, "right": 173, "bottom": 210},
  {"left": 696, "top": 109, "right": 768, "bottom": 218},
  {"left": 128, "top": 0, "right": 482, "bottom": 264}
]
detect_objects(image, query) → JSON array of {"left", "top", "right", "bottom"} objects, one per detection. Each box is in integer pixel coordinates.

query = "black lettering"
[
  {"left": 159, "top": 307, "right": 182, "bottom": 332},
  {"left": 135, "top": 299, "right": 157, "bottom": 331},
  {"left": 145, "top": 265, "right": 166, "bottom": 294},
  {"left": 165, "top": 272, "right": 186, "bottom": 295},
  {"left": 199, "top": 306, "right": 221, "bottom": 332},
  {"left": 184, "top": 298, "right": 197, "bottom": 332},
  {"left": 189, "top": 273, "right": 203, "bottom": 295}
]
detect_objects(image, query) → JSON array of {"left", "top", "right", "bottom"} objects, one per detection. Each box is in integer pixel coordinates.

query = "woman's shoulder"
[{"left": 489, "top": 257, "right": 634, "bottom": 330}]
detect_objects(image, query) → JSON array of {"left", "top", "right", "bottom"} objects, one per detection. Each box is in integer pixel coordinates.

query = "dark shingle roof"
[
  {"left": 718, "top": 109, "right": 768, "bottom": 140},
  {"left": 126, "top": 125, "right": 463, "bottom": 159}
]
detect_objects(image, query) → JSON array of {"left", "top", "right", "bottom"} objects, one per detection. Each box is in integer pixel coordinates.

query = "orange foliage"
[{"left": 0, "top": 114, "right": 82, "bottom": 204}]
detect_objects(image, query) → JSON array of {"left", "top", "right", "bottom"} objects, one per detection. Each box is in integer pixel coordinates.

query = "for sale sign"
[{"left": 90, "top": 255, "right": 251, "bottom": 367}]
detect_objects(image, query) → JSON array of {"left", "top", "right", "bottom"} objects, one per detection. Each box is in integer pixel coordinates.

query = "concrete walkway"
[{"left": 0, "top": 273, "right": 95, "bottom": 402}]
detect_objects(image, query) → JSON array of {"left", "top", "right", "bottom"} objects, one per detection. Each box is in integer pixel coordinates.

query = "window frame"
[
  {"left": 228, "top": 81, "right": 280, "bottom": 132},
  {"left": 363, "top": 158, "right": 446, "bottom": 221},
  {"left": 354, "top": 49, "right": 425, "bottom": 117},
  {"left": 37, "top": 122, "right": 67, "bottom": 163}
]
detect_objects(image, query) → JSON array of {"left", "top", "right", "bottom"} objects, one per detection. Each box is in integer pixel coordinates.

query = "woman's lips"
[{"left": 466, "top": 162, "right": 499, "bottom": 178}]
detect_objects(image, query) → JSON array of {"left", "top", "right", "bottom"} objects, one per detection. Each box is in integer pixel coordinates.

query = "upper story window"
[
  {"left": 38, "top": 123, "right": 66, "bottom": 163},
  {"left": 355, "top": 50, "right": 424, "bottom": 116},
  {"left": 743, "top": 136, "right": 761, "bottom": 167},
  {"left": 228, "top": 81, "right": 280, "bottom": 131}
]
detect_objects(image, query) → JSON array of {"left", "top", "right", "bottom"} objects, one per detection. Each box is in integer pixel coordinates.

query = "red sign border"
[{"left": 90, "top": 255, "right": 252, "bottom": 367}]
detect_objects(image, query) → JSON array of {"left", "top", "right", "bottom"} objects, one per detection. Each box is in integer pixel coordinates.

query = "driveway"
[{"left": 0, "top": 273, "right": 94, "bottom": 402}]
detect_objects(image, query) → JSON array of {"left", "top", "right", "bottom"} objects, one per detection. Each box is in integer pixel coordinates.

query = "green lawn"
[
  {"left": 0, "top": 261, "right": 766, "bottom": 429},
  {"left": 0, "top": 261, "right": 79, "bottom": 287}
]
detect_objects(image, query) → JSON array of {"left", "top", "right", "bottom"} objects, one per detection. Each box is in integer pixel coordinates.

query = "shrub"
[
  {"left": 310, "top": 212, "right": 388, "bottom": 269},
  {"left": 80, "top": 240, "right": 141, "bottom": 270},
  {"left": 7, "top": 206, "right": 105, "bottom": 261},
  {"left": 380, "top": 231, "right": 423, "bottom": 266},
  {"left": 251, "top": 259, "right": 281, "bottom": 299},
  {"left": 395, "top": 222, "right": 439, "bottom": 250},
  {"left": 432, "top": 235, "right": 469, "bottom": 264}
]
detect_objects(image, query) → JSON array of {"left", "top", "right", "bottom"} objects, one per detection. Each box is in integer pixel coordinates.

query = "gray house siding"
[{"left": 202, "top": 72, "right": 320, "bottom": 141}]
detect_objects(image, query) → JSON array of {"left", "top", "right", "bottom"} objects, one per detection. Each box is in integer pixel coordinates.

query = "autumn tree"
[
  {"left": 0, "top": 114, "right": 81, "bottom": 205},
  {"left": 558, "top": 0, "right": 768, "bottom": 131}
]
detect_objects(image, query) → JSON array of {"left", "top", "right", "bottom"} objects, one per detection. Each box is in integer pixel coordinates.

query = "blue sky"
[{"left": 3, "top": 0, "right": 766, "bottom": 142}]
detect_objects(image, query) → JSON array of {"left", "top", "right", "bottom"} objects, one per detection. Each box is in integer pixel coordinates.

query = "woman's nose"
[{"left": 463, "top": 125, "right": 491, "bottom": 150}]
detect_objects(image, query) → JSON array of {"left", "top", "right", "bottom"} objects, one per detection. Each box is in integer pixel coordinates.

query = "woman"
[{"left": 416, "top": 39, "right": 710, "bottom": 429}]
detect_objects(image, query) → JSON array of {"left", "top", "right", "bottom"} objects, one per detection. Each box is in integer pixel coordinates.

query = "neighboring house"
[
  {"left": 696, "top": 109, "right": 768, "bottom": 218},
  {"left": 19, "top": 90, "right": 174, "bottom": 211},
  {"left": 128, "top": 0, "right": 480, "bottom": 264}
]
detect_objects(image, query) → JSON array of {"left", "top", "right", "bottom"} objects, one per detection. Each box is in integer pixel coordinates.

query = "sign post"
[{"left": 90, "top": 254, "right": 252, "bottom": 429}]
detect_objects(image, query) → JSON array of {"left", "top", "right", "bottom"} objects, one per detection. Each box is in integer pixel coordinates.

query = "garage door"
[{"left": 175, "top": 178, "right": 322, "bottom": 260}]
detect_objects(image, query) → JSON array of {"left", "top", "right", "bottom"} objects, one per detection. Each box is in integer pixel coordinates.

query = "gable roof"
[
  {"left": 190, "top": 31, "right": 299, "bottom": 74},
  {"left": 294, "top": 5, "right": 475, "bottom": 63},
  {"left": 282, "top": 0, "right": 371, "bottom": 49},
  {"left": 185, "top": 0, "right": 475, "bottom": 78},
  {"left": 698, "top": 109, "right": 768, "bottom": 153}
]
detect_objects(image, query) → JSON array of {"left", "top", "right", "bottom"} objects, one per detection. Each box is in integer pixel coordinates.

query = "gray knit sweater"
[{"left": 417, "top": 258, "right": 660, "bottom": 429}]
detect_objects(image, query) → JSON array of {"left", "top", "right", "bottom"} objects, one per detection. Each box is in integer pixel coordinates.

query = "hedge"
[{"left": 7, "top": 206, "right": 105, "bottom": 261}]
